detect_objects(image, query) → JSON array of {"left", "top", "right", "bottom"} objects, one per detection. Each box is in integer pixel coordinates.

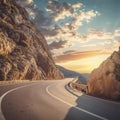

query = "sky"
[{"left": 17, "top": 0, "right": 120, "bottom": 73}]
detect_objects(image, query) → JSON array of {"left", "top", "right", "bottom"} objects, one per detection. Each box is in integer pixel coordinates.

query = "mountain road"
[{"left": 0, "top": 79, "right": 120, "bottom": 120}]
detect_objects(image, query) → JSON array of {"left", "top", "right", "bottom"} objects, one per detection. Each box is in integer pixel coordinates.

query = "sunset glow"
[
  {"left": 18, "top": 0, "right": 120, "bottom": 73},
  {"left": 57, "top": 52, "right": 110, "bottom": 73}
]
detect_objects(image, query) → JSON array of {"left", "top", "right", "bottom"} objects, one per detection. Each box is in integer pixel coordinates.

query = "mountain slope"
[
  {"left": 57, "top": 65, "right": 87, "bottom": 84},
  {"left": 0, "top": 0, "right": 63, "bottom": 81},
  {"left": 87, "top": 47, "right": 120, "bottom": 101}
]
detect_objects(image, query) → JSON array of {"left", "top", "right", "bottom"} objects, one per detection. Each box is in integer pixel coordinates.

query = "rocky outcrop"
[
  {"left": 0, "top": 0, "right": 63, "bottom": 81},
  {"left": 87, "top": 47, "right": 120, "bottom": 101}
]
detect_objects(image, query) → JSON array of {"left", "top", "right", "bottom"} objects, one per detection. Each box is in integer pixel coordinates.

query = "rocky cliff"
[
  {"left": 87, "top": 47, "right": 120, "bottom": 101},
  {"left": 0, "top": 0, "right": 63, "bottom": 81}
]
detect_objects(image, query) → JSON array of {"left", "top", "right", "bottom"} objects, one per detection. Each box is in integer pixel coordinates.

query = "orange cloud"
[
  {"left": 57, "top": 53, "right": 112, "bottom": 73},
  {"left": 54, "top": 50, "right": 111, "bottom": 63}
]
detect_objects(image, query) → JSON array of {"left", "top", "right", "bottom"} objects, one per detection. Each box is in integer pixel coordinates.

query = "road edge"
[
  {"left": 0, "top": 83, "right": 38, "bottom": 120},
  {"left": 46, "top": 82, "right": 109, "bottom": 120}
]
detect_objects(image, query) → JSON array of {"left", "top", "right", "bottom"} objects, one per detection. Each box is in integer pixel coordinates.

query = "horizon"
[{"left": 17, "top": 0, "right": 120, "bottom": 73}]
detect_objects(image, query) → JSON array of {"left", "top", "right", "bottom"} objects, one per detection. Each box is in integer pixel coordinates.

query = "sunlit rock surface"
[
  {"left": 87, "top": 47, "right": 120, "bottom": 101},
  {"left": 0, "top": 0, "right": 63, "bottom": 81}
]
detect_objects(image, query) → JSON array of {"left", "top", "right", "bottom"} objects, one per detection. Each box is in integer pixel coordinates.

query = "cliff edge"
[
  {"left": 87, "top": 47, "right": 120, "bottom": 101},
  {"left": 0, "top": 0, "right": 63, "bottom": 81}
]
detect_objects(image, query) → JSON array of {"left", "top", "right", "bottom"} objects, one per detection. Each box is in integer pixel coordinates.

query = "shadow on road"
[
  {"left": 64, "top": 95, "right": 99, "bottom": 120},
  {"left": 64, "top": 94, "right": 120, "bottom": 120}
]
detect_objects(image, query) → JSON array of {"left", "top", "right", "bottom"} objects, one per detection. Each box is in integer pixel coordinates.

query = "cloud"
[
  {"left": 16, "top": 0, "right": 99, "bottom": 44},
  {"left": 54, "top": 50, "right": 111, "bottom": 63},
  {"left": 72, "top": 2, "right": 83, "bottom": 9},
  {"left": 16, "top": 0, "right": 38, "bottom": 20},
  {"left": 27, "top": 0, "right": 33, "bottom": 4},
  {"left": 63, "top": 50, "right": 76, "bottom": 54},
  {"left": 46, "top": 1, "right": 98, "bottom": 28},
  {"left": 32, "top": 10, "right": 52, "bottom": 27},
  {"left": 43, "top": 1, "right": 99, "bottom": 45},
  {"left": 46, "top": 1, "right": 71, "bottom": 21},
  {"left": 89, "top": 29, "right": 113, "bottom": 39},
  {"left": 16, "top": 0, "right": 33, "bottom": 6},
  {"left": 46, "top": 1, "right": 83, "bottom": 22},
  {"left": 114, "top": 28, "right": 120, "bottom": 37},
  {"left": 105, "top": 40, "right": 120, "bottom": 52},
  {"left": 77, "top": 28, "right": 120, "bottom": 43},
  {"left": 81, "top": 44, "right": 97, "bottom": 48},
  {"left": 49, "top": 40, "right": 70, "bottom": 50},
  {"left": 15, "top": 1, "right": 120, "bottom": 54},
  {"left": 17, "top": 0, "right": 118, "bottom": 55},
  {"left": 71, "top": 10, "right": 99, "bottom": 30},
  {"left": 81, "top": 29, "right": 113, "bottom": 41}
]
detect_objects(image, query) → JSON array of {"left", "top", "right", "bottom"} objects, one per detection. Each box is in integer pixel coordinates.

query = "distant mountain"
[
  {"left": 87, "top": 47, "right": 120, "bottom": 101},
  {"left": 57, "top": 65, "right": 87, "bottom": 84},
  {"left": 81, "top": 73, "right": 89, "bottom": 79},
  {"left": 0, "top": 0, "right": 63, "bottom": 81}
]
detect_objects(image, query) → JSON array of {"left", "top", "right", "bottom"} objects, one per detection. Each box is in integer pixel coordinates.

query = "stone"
[
  {"left": 0, "top": 0, "right": 64, "bottom": 81},
  {"left": 87, "top": 48, "right": 120, "bottom": 101}
]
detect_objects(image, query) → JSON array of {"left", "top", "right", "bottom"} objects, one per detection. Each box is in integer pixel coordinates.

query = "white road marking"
[
  {"left": 46, "top": 84, "right": 109, "bottom": 120},
  {"left": 0, "top": 83, "right": 38, "bottom": 120},
  {"left": 0, "top": 81, "right": 110, "bottom": 120}
]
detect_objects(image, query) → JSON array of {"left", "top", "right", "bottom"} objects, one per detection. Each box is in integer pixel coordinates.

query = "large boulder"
[
  {"left": 87, "top": 47, "right": 120, "bottom": 101},
  {"left": 0, "top": 0, "right": 63, "bottom": 81}
]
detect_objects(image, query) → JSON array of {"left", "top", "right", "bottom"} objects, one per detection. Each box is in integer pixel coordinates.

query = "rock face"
[
  {"left": 0, "top": 0, "right": 63, "bottom": 81},
  {"left": 87, "top": 47, "right": 120, "bottom": 101}
]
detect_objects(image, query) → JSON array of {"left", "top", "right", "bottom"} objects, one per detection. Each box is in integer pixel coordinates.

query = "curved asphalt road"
[{"left": 0, "top": 79, "right": 120, "bottom": 120}]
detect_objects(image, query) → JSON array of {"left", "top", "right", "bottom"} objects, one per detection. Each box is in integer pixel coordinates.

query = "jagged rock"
[
  {"left": 0, "top": 0, "right": 63, "bottom": 81},
  {"left": 87, "top": 47, "right": 120, "bottom": 101}
]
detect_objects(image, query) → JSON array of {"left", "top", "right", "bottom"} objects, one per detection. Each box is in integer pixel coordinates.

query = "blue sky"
[
  {"left": 32, "top": 0, "right": 120, "bottom": 32},
  {"left": 18, "top": 0, "right": 120, "bottom": 73}
]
